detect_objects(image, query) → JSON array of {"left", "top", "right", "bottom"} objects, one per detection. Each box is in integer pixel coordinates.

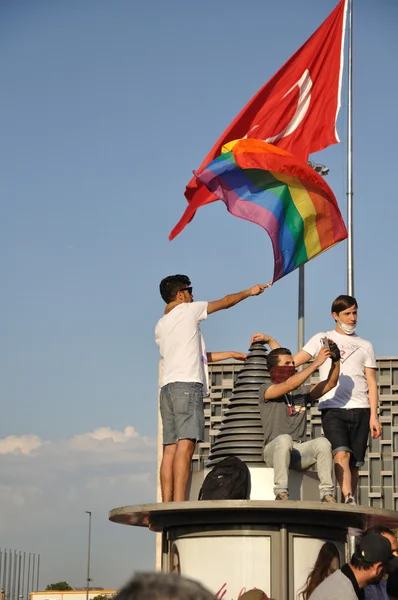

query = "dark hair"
[
  {"left": 387, "top": 568, "right": 398, "bottom": 598},
  {"left": 355, "top": 527, "right": 396, "bottom": 561},
  {"left": 266, "top": 347, "right": 292, "bottom": 370},
  {"left": 159, "top": 275, "right": 191, "bottom": 303},
  {"left": 350, "top": 553, "right": 374, "bottom": 571},
  {"left": 114, "top": 572, "right": 215, "bottom": 600},
  {"left": 363, "top": 526, "right": 395, "bottom": 538},
  {"left": 299, "top": 542, "right": 340, "bottom": 600},
  {"left": 331, "top": 295, "right": 358, "bottom": 315}
]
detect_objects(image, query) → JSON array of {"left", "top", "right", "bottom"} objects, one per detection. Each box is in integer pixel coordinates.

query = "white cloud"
[
  {"left": 0, "top": 426, "right": 158, "bottom": 590},
  {"left": 0, "top": 433, "right": 44, "bottom": 454},
  {"left": 89, "top": 425, "right": 140, "bottom": 442}
]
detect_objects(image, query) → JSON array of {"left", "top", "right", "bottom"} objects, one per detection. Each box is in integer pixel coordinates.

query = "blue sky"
[{"left": 0, "top": 0, "right": 397, "bottom": 590}]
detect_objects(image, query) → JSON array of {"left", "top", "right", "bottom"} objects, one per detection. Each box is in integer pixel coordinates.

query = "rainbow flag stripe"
[{"left": 195, "top": 139, "right": 347, "bottom": 282}]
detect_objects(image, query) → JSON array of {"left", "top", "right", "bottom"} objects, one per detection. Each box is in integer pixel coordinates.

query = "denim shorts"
[
  {"left": 160, "top": 382, "right": 204, "bottom": 445},
  {"left": 321, "top": 407, "right": 370, "bottom": 467}
]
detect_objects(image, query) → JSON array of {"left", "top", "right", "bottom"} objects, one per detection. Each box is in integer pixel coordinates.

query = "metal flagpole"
[
  {"left": 12, "top": 551, "right": 17, "bottom": 600},
  {"left": 21, "top": 554, "right": 25, "bottom": 600},
  {"left": 8, "top": 551, "right": 12, "bottom": 600},
  {"left": 31, "top": 556, "right": 35, "bottom": 597},
  {"left": 35, "top": 555, "right": 40, "bottom": 592},
  {"left": 26, "top": 554, "right": 30, "bottom": 600},
  {"left": 85, "top": 511, "right": 92, "bottom": 600},
  {"left": 16, "top": 553, "right": 21, "bottom": 600},
  {"left": 3, "top": 550, "right": 7, "bottom": 593},
  {"left": 298, "top": 265, "right": 305, "bottom": 350},
  {"left": 347, "top": 0, "right": 354, "bottom": 295}
]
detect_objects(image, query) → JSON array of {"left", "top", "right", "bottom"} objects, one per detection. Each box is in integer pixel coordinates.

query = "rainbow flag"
[{"left": 195, "top": 139, "right": 347, "bottom": 282}]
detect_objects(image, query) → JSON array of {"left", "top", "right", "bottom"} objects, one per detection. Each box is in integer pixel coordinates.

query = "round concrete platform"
[{"left": 109, "top": 500, "right": 398, "bottom": 532}]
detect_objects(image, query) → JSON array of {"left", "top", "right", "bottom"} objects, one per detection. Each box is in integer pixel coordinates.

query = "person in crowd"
[
  {"left": 238, "top": 590, "right": 269, "bottom": 600},
  {"left": 114, "top": 572, "right": 215, "bottom": 600},
  {"left": 363, "top": 527, "right": 398, "bottom": 600},
  {"left": 308, "top": 533, "right": 398, "bottom": 600},
  {"left": 258, "top": 342, "right": 340, "bottom": 501},
  {"left": 387, "top": 569, "right": 398, "bottom": 600},
  {"left": 155, "top": 274, "right": 269, "bottom": 502},
  {"left": 294, "top": 295, "right": 382, "bottom": 504},
  {"left": 299, "top": 541, "right": 341, "bottom": 599}
]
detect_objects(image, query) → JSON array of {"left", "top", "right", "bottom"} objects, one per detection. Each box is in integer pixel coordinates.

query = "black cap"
[{"left": 356, "top": 534, "right": 398, "bottom": 568}]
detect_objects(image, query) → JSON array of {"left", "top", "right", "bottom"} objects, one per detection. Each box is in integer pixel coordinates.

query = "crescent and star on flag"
[{"left": 243, "top": 70, "right": 313, "bottom": 144}]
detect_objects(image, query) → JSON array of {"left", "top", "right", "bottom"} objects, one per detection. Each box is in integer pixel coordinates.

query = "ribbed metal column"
[{"left": 207, "top": 342, "right": 270, "bottom": 466}]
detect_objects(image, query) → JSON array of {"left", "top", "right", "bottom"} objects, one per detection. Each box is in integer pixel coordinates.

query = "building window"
[
  {"left": 212, "top": 373, "right": 222, "bottom": 387},
  {"left": 212, "top": 405, "right": 222, "bottom": 417}
]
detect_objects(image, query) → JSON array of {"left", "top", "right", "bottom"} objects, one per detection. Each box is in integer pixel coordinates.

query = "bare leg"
[
  {"left": 334, "top": 450, "right": 352, "bottom": 499},
  {"left": 160, "top": 444, "right": 177, "bottom": 502},
  {"left": 173, "top": 439, "right": 196, "bottom": 502},
  {"left": 351, "top": 466, "right": 359, "bottom": 496}
]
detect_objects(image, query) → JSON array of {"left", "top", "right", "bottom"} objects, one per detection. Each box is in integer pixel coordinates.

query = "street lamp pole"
[{"left": 85, "top": 511, "right": 92, "bottom": 600}]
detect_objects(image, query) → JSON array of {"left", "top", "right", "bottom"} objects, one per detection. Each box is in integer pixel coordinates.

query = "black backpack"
[{"left": 198, "top": 456, "right": 250, "bottom": 500}]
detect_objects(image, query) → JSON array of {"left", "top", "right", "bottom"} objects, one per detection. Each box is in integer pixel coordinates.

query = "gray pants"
[{"left": 263, "top": 434, "right": 334, "bottom": 498}]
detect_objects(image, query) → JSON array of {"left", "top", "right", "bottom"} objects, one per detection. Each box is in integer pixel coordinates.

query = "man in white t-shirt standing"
[
  {"left": 155, "top": 274, "right": 268, "bottom": 502},
  {"left": 294, "top": 294, "right": 382, "bottom": 504}
]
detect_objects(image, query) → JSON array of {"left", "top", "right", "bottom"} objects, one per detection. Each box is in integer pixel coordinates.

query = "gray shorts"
[{"left": 160, "top": 382, "right": 204, "bottom": 445}]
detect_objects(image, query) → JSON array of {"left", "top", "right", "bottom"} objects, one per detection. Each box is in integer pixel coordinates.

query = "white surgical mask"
[{"left": 338, "top": 320, "right": 356, "bottom": 335}]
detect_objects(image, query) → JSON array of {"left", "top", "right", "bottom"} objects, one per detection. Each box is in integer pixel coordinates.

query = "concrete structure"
[
  {"left": 189, "top": 355, "right": 398, "bottom": 509},
  {"left": 109, "top": 500, "right": 398, "bottom": 600}
]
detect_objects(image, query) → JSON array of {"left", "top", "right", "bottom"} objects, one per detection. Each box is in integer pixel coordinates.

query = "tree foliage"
[{"left": 45, "top": 582, "right": 74, "bottom": 591}]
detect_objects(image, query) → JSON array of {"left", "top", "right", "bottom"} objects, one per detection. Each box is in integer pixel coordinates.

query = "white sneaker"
[{"left": 344, "top": 494, "right": 356, "bottom": 505}]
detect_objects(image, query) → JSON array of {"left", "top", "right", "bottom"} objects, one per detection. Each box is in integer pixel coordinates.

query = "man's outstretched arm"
[
  {"left": 207, "top": 283, "right": 271, "bottom": 315},
  {"left": 207, "top": 351, "right": 246, "bottom": 362},
  {"left": 263, "top": 347, "right": 331, "bottom": 401}
]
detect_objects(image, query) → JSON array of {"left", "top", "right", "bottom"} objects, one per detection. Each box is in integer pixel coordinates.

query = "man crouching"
[{"left": 259, "top": 343, "right": 340, "bottom": 502}]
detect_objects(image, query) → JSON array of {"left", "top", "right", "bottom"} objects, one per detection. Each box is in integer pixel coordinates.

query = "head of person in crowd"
[
  {"left": 361, "top": 526, "right": 398, "bottom": 559},
  {"left": 266, "top": 347, "right": 296, "bottom": 383},
  {"left": 387, "top": 568, "right": 398, "bottom": 600},
  {"left": 299, "top": 542, "right": 340, "bottom": 600},
  {"left": 350, "top": 533, "right": 398, "bottom": 587},
  {"left": 159, "top": 275, "right": 193, "bottom": 305},
  {"left": 114, "top": 572, "right": 215, "bottom": 600},
  {"left": 238, "top": 590, "right": 268, "bottom": 600},
  {"left": 331, "top": 294, "right": 358, "bottom": 335}
]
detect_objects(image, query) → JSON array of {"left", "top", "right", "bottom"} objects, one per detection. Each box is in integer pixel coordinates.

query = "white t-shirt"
[
  {"left": 303, "top": 330, "right": 376, "bottom": 409},
  {"left": 308, "top": 569, "right": 358, "bottom": 600},
  {"left": 155, "top": 301, "right": 209, "bottom": 394}
]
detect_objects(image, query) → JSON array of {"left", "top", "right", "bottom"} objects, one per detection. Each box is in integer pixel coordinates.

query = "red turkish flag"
[{"left": 170, "top": 0, "right": 347, "bottom": 240}]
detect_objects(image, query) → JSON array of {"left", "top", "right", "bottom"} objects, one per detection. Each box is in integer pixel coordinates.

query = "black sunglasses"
[{"left": 179, "top": 286, "right": 193, "bottom": 295}]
